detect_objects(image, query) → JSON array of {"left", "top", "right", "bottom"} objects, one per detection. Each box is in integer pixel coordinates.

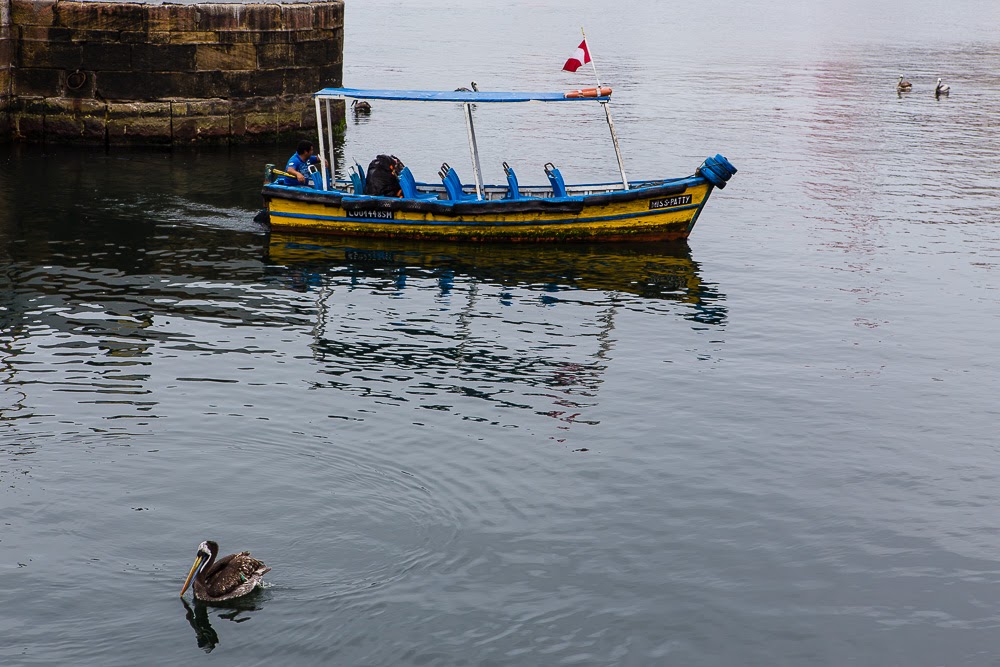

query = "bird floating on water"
[
  {"left": 352, "top": 99, "right": 372, "bottom": 113},
  {"left": 180, "top": 540, "right": 270, "bottom": 602},
  {"left": 935, "top": 78, "right": 950, "bottom": 97},
  {"left": 896, "top": 76, "right": 912, "bottom": 93},
  {"left": 454, "top": 81, "right": 480, "bottom": 93}
]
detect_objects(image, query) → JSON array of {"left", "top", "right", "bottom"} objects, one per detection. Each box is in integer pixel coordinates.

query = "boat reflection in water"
[
  {"left": 265, "top": 233, "right": 727, "bottom": 326},
  {"left": 265, "top": 233, "right": 726, "bottom": 430}
]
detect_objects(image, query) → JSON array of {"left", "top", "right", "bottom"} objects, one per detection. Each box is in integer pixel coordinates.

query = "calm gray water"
[{"left": 3, "top": 1, "right": 1000, "bottom": 665}]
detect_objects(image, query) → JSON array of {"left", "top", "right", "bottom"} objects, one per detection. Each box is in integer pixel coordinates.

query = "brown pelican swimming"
[
  {"left": 896, "top": 75, "right": 912, "bottom": 92},
  {"left": 179, "top": 540, "right": 270, "bottom": 602},
  {"left": 935, "top": 78, "right": 950, "bottom": 97},
  {"left": 352, "top": 99, "right": 372, "bottom": 113}
]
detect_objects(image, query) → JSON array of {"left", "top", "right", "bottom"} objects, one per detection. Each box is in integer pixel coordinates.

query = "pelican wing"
[{"left": 202, "top": 552, "right": 269, "bottom": 598}]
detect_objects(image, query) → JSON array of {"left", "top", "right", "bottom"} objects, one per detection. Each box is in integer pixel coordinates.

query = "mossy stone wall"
[{"left": 2, "top": 0, "right": 344, "bottom": 144}]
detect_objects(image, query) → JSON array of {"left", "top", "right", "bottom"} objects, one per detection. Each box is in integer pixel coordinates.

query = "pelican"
[
  {"left": 896, "top": 76, "right": 912, "bottom": 92},
  {"left": 935, "top": 78, "right": 950, "bottom": 97},
  {"left": 352, "top": 99, "right": 372, "bottom": 113},
  {"left": 454, "top": 82, "right": 480, "bottom": 93},
  {"left": 180, "top": 540, "right": 270, "bottom": 602}
]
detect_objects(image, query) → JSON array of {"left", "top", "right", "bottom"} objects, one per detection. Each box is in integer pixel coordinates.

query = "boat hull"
[{"left": 261, "top": 177, "right": 716, "bottom": 242}]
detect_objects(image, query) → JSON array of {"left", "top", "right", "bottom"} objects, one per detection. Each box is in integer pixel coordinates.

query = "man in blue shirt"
[{"left": 278, "top": 140, "right": 324, "bottom": 186}]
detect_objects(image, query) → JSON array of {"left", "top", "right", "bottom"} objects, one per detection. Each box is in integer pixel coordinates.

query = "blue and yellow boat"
[{"left": 260, "top": 87, "right": 737, "bottom": 243}]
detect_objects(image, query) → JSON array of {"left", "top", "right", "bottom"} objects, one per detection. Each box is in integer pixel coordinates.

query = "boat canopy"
[{"left": 314, "top": 87, "right": 611, "bottom": 103}]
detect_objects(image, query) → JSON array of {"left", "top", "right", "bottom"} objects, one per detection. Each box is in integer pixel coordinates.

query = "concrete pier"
[{"left": 1, "top": 0, "right": 344, "bottom": 144}]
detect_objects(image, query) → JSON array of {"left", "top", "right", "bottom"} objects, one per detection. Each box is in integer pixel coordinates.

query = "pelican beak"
[{"left": 180, "top": 554, "right": 205, "bottom": 597}]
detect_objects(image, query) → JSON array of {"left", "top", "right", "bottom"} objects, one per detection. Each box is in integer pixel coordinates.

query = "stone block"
[
  {"left": 20, "top": 25, "right": 67, "bottom": 42},
  {"left": 197, "top": 4, "right": 280, "bottom": 32},
  {"left": 281, "top": 5, "right": 314, "bottom": 31},
  {"left": 43, "top": 97, "right": 106, "bottom": 115},
  {"left": 243, "top": 111, "right": 276, "bottom": 137},
  {"left": 147, "top": 4, "right": 199, "bottom": 32},
  {"left": 15, "top": 113, "right": 46, "bottom": 141},
  {"left": 313, "top": 2, "right": 345, "bottom": 29},
  {"left": 282, "top": 67, "right": 316, "bottom": 95},
  {"left": 120, "top": 31, "right": 171, "bottom": 45},
  {"left": 132, "top": 43, "right": 196, "bottom": 72},
  {"left": 215, "top": 30, "right": 259, "bottom": 45},
  {"left": 169, "top": 31, "right": 219, "bottom": 45},
  {"left": 80, "top": 114, "right": 107, "bottom": 141},
  {"left": 11, "top": 0, "right": 57, "bottom": 28},
  {"left": 194, "top": 43, "right": 256, "bottom": 71},
  {"left": 0, "top": 34, "right": 12, "bottom": 65},
  {"left": 19, "top": 40, "right": 83, "bottom": 69},
  {"left": 44, "top": 113, "right": 86, "bottom": 139},
  {"left": 16, "top": 97, "right": 52, "bottom": 114},
  {"left": 170, "top": 98, "right": 230, "bottom": 117},
  {"left": 98, "top": 71, "right": 190, "bottom": 100},
  {"left": 316, "top": 61, "right": 342, "bottom": 87},
  {"left": 289, "top": 29, "right": 325, "bottom": 45},
  {"left": 107, "top": 115, "right": 173, "bottom": 144},
  {"left": 171, "top": 114, "right": 230, "bottom": 142},
  {"left": 13, "top": 67, "right": 62, "bottom": 97},
  {"left": 54, "top": 2, "right": 149, "bottom": 32},
  {"left": 81, "top": 43, "right": 132, "bottom": 71},
  {"left": 229, "top": 95, "right": 279, "bottom": 114},
  {"left": 256, "top": 43, "right": 292, "bottom": 69},
  {"left": 107, "top": 100, "right": 171, "bottom": 119},
  {"left": 63, "top": 68, "right": 96, "bottom": 98},
  {"left": 292, "top": 38, "right": 340, "bottom": 68},
  {"left": 256, "top": 30, "right": 292, "bottom": 45},
  {"left": 233, "top": 68, "right": 283, "bottom": 98},
  {"left": 190, "top": 70, "right": 229, "bottom": 98},
  {"left": 242, "top": 5, "right": 283, "bottom": 32}
]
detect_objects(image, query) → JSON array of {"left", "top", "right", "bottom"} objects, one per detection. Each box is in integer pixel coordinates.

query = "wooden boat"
[{"left": 259, "top": 87, "right": 737, "bottom": 242}]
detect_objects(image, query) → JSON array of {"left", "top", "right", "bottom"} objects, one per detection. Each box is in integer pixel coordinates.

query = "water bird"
[
  {"left": 179, "top": 540, "right": 270, "bottom": 602},
  {"left": 352, "top": 99, "right": 372, "bottom": 113},
  {"left": 935, "top": 78, "right": 950, "bottom": 97},
  {"left": 454, "top": 82, "right": 480, "bottom": 92},
  {"left": 896, "top": 76, "right": 912, "bottom": 92}
]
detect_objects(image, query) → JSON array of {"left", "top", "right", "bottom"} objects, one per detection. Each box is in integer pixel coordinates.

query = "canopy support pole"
[
  {"left": 324, "top": 98, "right": 335, "bottom": 186},
  {"left": 463, "top": 102, "right": 485, "bottom": 200},
  {"left": 315, "top": 96, "right": 328, "bottom": 191},
  {"left": 603, "top": 103, "right": 628, "bottom": 190}
]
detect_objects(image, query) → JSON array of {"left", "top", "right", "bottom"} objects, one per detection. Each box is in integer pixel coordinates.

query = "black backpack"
[{"left": 364, "top": 154, "right": 404, "bottom": 197}]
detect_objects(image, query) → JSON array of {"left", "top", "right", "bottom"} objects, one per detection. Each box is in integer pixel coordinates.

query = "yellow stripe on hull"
[{"left": 265, "top": 183, "right": 713, "bottom": 242}]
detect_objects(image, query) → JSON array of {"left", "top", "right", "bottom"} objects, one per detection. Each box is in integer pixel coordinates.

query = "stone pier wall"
[
  {"left": 1, "top": 0, "right": 13, "bottom": 136},
  {"left": 2, "top": 0, "right": 344, "bottom": 144}
]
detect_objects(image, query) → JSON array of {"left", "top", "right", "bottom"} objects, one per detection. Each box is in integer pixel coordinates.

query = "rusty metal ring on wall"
[{"left": 67, "top": 70, "right": 87, "bottom": 90}]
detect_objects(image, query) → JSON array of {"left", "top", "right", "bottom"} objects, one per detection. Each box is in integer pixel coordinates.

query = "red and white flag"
[{"left": 562, "top": 39, "right": 591, "bottom": 73}]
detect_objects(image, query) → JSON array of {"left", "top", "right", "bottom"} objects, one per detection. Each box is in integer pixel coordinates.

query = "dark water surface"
[{"left": 3, "top": 1, "right": 1000, "bottom": 665}]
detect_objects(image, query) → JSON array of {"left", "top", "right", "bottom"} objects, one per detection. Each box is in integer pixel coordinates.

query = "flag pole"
[{"left": 581, "top": 27, "right": 629, "bottom": 190}]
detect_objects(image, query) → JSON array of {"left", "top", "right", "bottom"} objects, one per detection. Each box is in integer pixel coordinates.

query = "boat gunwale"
[{"left": 262, "top": 176, "right": 707, "bottom": 216}]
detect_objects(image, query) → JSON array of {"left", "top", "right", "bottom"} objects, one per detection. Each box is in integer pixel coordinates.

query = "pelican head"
[{"left": 180, "top": 540, "right": 217, "bottom": 597}]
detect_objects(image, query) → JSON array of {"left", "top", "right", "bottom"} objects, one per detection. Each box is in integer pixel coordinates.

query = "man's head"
[{"left": 296, "top": 140, "right": 314, "bottom": 157}]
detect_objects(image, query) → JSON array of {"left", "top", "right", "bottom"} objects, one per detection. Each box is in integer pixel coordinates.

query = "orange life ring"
[{"left": 563, "top": 86, "right": 612, "bottom": 99}]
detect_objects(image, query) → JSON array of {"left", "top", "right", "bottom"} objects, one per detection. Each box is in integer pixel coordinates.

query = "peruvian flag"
[{"left": 562, "top": 39, "right": 591, "bottom": 73}]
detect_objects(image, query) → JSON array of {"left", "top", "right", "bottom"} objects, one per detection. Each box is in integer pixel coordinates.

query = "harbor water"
[{"left": 1, "top": 0, "right": 999, "bottom": 664}]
